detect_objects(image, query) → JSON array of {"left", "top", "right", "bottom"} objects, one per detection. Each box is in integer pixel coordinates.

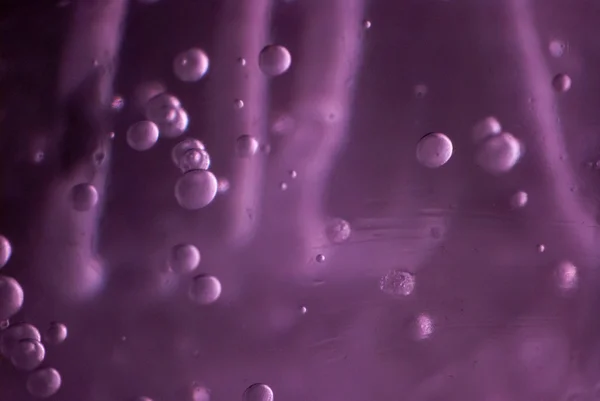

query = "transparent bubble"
[
  {"left": 289, "top": 170, "right": 297, "bottom": 179},
  {"left": 169, "top": 244, "right": 201, "bottom": 274},
  {"left": 70, "top": 183, "right": 99, "bottom": 212},
  {"left": 189, "top": 275, "right": 222, "bottom": 305},
  {"left": 0, "top": 235, "right": 12, "bottom": 269},
  {"left": 552, "top": 73, "right": 572, "bottom": 92},
  {"left": 0, "top": 276, "right": 24, "bottom": 321},
  {"left": 380, "top": 270, "right": 415, "bottom": 296},
  {"left": 174, "top": 170, "right": 218, "bottom": 210},
  {"left": 217, "top": 177, "right": 230, "bottom": 194},
  {"left": 171, "top": 138, "right": 206, "bottom": 167},
  {"left": 472, "top": 116, "right": 502, "bottom": 143},
  {"left": 158, "top": 107, "right": 189, "bottom": 139},
  {"left": 362, "top": 19, "right": 372, "bottom": 29},
  {"left": 179, "top": 149, "right": 211, "bottom": 173},
  {"left": 411, "top": 313, "right": 434, "bottom": 340},
  {"left": 134, "top": 81, "right": 166, "bottom": 111},
  {"left": 235, "top": 135, "right": 260, "bottom": 158},
  {"left": 234, "top": 99, "right": 245, "bottom": 109},
  {"left": 279, "top": 182, "right": 288, "bottom": 191},
  {"left": 414, "top": 84, "right": 428, "bottom": 98},
  {"left": 259, "top": 44, "right": 292, "bottom": 76},
  {"left": 44, "top": 322, "right": 68, "bottom": 345},
  {"left": 549, "top": 39, "right": 567, "bottom": 57},
  {"left": 315, "top": 254, "right": 325, "bottom": 263},
  {"left": 145, "top": 93, "right": 182, "bottom": 126},
  {"left": 26, "top": 367, "right": 62, "bottom": 398},
  {"left": 537, "top": 244, "right": 546, "bottom": 253},
  {"left": 416, "top": 132, "right": 453, "bottom": 168},
  {"left": 237, "top": 57, "right": 247, "bottom": 66},
  {"left": 173, "top": 48, "right": 210, "bottom": 82},
  {"left": 11, "top": 338, "right": 45, "bottom": 371},
  {"left": 243, "top": 384, "right": 274, "bottom": 401},
  {"left": 111, "top": 95, "right": 125, "bottom": 111},
  {"left": 475, "top": 132, "right": 522, "bottom": 174},
  {"left": 510, "top": 191, "right": 528, "bottom": 209},
  {"left": 326, "top": 218, "right": 351, "bottom": 244},
  {"left": 555, "top": 260, "right": 578, "bottom": 292},
  {"left": 0, "top": 323, "right": 41, "bottom": 357},
  {"left": 126, "top": 121, "right": 159, "bottom": 151},
  {"left": 300, "top": 306, "right": 307, "bottom": 315}
]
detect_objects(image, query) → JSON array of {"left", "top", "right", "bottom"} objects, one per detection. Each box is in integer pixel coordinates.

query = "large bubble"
[
  {"left": 173, "top": 48, "right": 210, "bottom": 82},
  {"left": 259, "top": 45, "right": 292, "bottom": 76},
  {"left": 174, "top": 170, "right": 218, "bottom": 210},
  {"left": 126, "top": 121, "right": 159, "bottom": 151},
  {"left": 0, "top": 276, "right": 24, "bottom": 320},
  {"left": 0, "top": 235, "right": 11, "bottom": 269}
]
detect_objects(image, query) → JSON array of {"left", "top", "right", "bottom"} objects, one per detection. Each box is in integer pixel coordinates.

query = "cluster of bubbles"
[
  {"left": 472, "top": 116, "right": 523, "bottom": 174},
  {"left": 172, "top": 138, "right": 218, "bottom": 210}
]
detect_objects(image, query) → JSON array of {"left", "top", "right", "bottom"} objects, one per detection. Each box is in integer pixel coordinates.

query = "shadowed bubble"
[
  {"left": 70, "top": 183, "right": 99, "bottom": 212},
  {"left": 0, "top": 276, "right": 24, "bottom": 321},
  {"left": 179, "top": 148, "right": 211, "bottom": 173},
  {"left": 44, "top": 322, "right": 67, "bottom": 345},
  {"left": 416, "top": 132, "right": 453, "bottom": 168},
  {"left": 234, "top": 99, "right": 245, "bottom": 109},
  {"left": 510, "top": 191, "right": 528, "bottom": 209},
  {"left": 315, "top": 254, "right": 325, "bottom": 263},
  {"left": 126, "top": 121, "right": 159, "bottom": 151},
  {"left": 168, "top": 244, "right": 201, "bottom": 274},
  {"left": 174, "top": 170, "right": 218, "bottom": 210},
  {"left": 158, "top": 107, "right": 189, "bottom": 139},
  {"left": 0, "top": 235, "right": 12, "bottom": 269},
  {"left": 243, "top": 383, "right": 274, "bottom": 401},
  {"left": 380, "top": 269, "right": 415, "bottom": 296},
  {"left": 235, "top": 135, "right": 259, "bottom": 158},
  {"left": 172, "top": 138, "right": 206, "bottom": 167},
  {"left": 549, "top": 39, "right": 567, "bottom": 57},
  {"left": 0, "top": 323, "right": 41, "bottom": 357},
  {"left": 173, "top": 48, "right": 210, "bottom": 82},
  {"left": 326, "top": 218, "right": 351, "bottom": 244},
  {"left": 189, "top": 275, "right": 222, "bottom": 305},
  {"left": 259, "top": 45, "right": 292, "bottom": 76},
  {"left": 26, "top": 367, "right": 62, "bottom": 398},
  {"left": 472, "top": 116, "right": 502, "bottom": 143},
  {"left": 552, "top": 73, "right": 572, "bottom": 92},
  {"left": 10, "top": 338, "right": 45, "bottom": 371},
  {"left": 476, "top": 132, "right": 522, "bottom": 174}
]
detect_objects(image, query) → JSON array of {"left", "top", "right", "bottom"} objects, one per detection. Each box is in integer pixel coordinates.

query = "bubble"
[
  {"left": 326, "top": 218, "right": 351, "bottom": 244},
  {"left": 217, "top": 177, "right": 230, "bottom": 193},
  {"left": 475, "top": 132, "right": 522, "bottom": 174},
  {"left": 145, "top": 93, "right": 182, "bottom": 126},
  {"left": 549, "top": 40, "right": 567, "bottom": 57},
  {"left": 315, "top": 254, "right": 325, "bottom": 263},
  {"left": 510, "top": 191, "right": 528, "bottom": 209},
  {"left": 414, "top": 84, "right": 428, "bottom": 98},
  {"left": 26, "top": 367, "right": 62, "bottom": 398},
  {"left": 70, "top": 183, "right": 99, "bottom": 212},
  {"left": 235, "top": 135, "right": 260, "bottom": 158},
  {"left": 362, "top": 19, "right": 372, "bottom": 29},
  {"left": 0, "top": 276, "right": 24, "bottom": 320},
  {"left": 472, "top": 116, "right": 502, "bottom": 143},
  {"left": 552, "top": 73, "right": 572, "bottom": 93},
  {"left": 192, "top": 385, "right": 211, "bottom": 401},
  {"left": 111, "top": 95, "right": 125, "bottom": 111},
  {"left": 234, "top": 99, "right": 245, "bottom": 109},
  {"left": 411, "top": 313, "right": 434, "bottom": 340},
  {"left": 133, "top": 397, "right": 154, "bottom": 401},
  {"left": 380, "top": 270, "right": 415, "bottom": 296},
  {"left": 168, "top": 244, "right": 201, "bottom": 274},
  {"left": 555, "top": 260, "right": 578, "bottom": 292},
  {"left": 0, "top": 323, "right": 41, "bottom": 357},
  {"left": 237, "top": 57, "right": 247, "bottom": 66},
  {"left": 289, "top": 170, "right": 297, "bottom": 179},
  {"left": 44, "top": 322, "right": 67, "bottom": 345},
  {"left": 258, "top": 45, "right": 292, "bottom": 76},
  {"left": 173, "top": 48, "right": 210, "bottom": 82},
  {"left": 243, "top": 383, "right": 274, "bottom": 401},
  {"left": 189, "top": 275, "right": 221, "bottom": 305},
  {"left": 172, "top": 138, "right": 206, "bottom": 167},
  {"left": 271, "top": 114, "right": 296, "bottom": 136},
  {"left": 416, "top": 132, "right": 453, "bottom": 168},
  {"left": 126, "top": 121, "right": 159, "bottom": 151},
  {"left": 279, "top": 182, "right": 288, "bottom": 191},
  {"left": 0, "top": 235, "right": 12, "bottom": 269},
  {"left": 537, "top": 244, "right": 546, "bottom": 253},
  {"left": 175, "top": 170, "right": 218, "bottom": 210},
  {"left": 158, "top": 107, "right": 189, "bottom": 139},
  {"left": 11, "top": 339, "right": 45, "bottom": 371},
  {"left": 179, "top": 149, "right": 211, "bottom": 173},
  {"left": 109, "top": 131, "right": 115, "bottom": 139},
  {"left": 134, "top": 81, "right": 166, "bottom": 111},
  {"left": 300, "top": 306, "right": 307, "bottom": 314}
]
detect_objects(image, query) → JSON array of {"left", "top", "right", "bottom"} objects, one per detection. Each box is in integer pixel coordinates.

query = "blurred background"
[{"left": 1, "top": 0, "right": 600, "bottom": 400}]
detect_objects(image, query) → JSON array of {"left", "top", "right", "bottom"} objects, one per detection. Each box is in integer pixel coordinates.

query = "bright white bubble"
[
  {"left": 510, "top": 191, "right": 528, "bottom": 209},
  {"left": 416, "top": 132, "right": 453, "bottom": 168},
  {"left": 126, "top": 121, "right": 159, "bottom": 151},
  {"left": 0, "top": 235, "right": 12, "bottom": 269},
  {"left": 70, "top": 183, "right": 99, "bottom": 212},
  {"left": 173, "top": 48, "right": 210, "bottom": 82},
  {"left": 27, "top": 367, "right": 62, "bottom": 398},
  {"left": 189, "top": 275, "right": 222, "bottom": 305},
  {"left": 169, "top": 244, "right": 201, "bottom": 274},
  {"left": 0, "top": 276, "right": 24, "bottom": 321},
  {"left": 175, "top": 170, "right": 218, "bottom": 210},
  {"left": 259, "top": 45, "right": 292, "bottom": 76}
]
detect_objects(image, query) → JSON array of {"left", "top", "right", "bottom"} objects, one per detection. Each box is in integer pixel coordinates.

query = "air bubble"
[
  {"left": 537, "top": 244, "right": 546, "bottom": 253},
  {"left": 11, "top": 339, "right": 45, "bottom": 371},
  {"left": 234, "top": 99, "right": 245, "bottom": 109},
  {"left": 70, "top": 183, "right": 99, "bottom": 212},
  {"left": 111, "top": 95, "right": 125, "bottom": 111},
  {"left": 237, "top": 57, "right": 247, "bottom": 66},
  {"left": 169, "top": 244, "right": 201, "bottom": 274},
  {"left": 476, "top": 132, "right": 522, "bottom": 174},
  {"left": 411, "top": 313, "right": 434, "bottom": 340},
  {"left": 175, "top": 170, "right": 218, "bottom": 210},
  {"left": 126, "top": 121, "right": 159, "bottom": 151},
  {"left": 172, "top": 138, "right": 206, "bottom": 168},
  {"left": 134, "top": 81, "right": 166, "bottom": 111},
  {"left": 217, "top": 178, "right": 230, "bottom": 193},
  {"left": 472, "top": 116, "right": 502, "bottom": 143},
  {"left": 555, "top": 260, "right": 578, "bottom": 292},
  {"left": 416, "top": 132, "right": 453, "bottom": 168},
  {"left": 326, "top": 218, "right": 351, "bottom": 244},
  {"left": 279, "top": 182, "right": 288, "bottom": 191},
  {"left": 552, "top": 73, "right": 572, "bottom": 93},
  {"left": 510, "top": 191, "right": 528, "bottom": 209},
  {"left": 243, "top": 383, "right": 274, "bottom": 401},
  {"left": 0, "top": 276, "right": 24, "bottom": 320},
  {"left": 414, "top": 84, "right": 428, "bottom": 98},
  {"left": 315, "top": 254, "right": 325, "bottom": 263},
  {"left": 0, "top": 235, "right": 12, "bottom": 268},
  {"left": 145, "top": 93, "right": 182, "bottom": 126},
  {"left": 173, "top": 48, "right": 209, "bottom": 82},
  {"left": 380, "top": 270, "right": 415, "bottom": 296},
  {"left": 235, "top": 135, "right": 259, "bottom": 158},
  {"left": 362, "top": 19, "right": 372, "bottom": 29},
  {"left": 259, "top": 45, "right": 292, "bottom": 76},
  {"left": 289, "top": 170, "right": 297, "bottom": 179},
  {"left": 0, "top": 323, "right": 41, "bottom": 357},
  {"left": 44, "top": 322, "right": 67, "bottom": 345},
  {"left": 179, "top": 148, "right": 211, "bottom": 173},
  {"left": 549, "top": 40, "right": 567, "bottom": 57},
  {"left": 158, "top": 107, "right": 189, "bottom": 139},
  {"left": 189, "top": 275, "right": 222, "bottom": 305},
  {"left": 26, "top": 367, "right": 62, "bottom": 398}
]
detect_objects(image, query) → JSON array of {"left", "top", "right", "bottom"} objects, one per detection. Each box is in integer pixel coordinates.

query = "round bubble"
[
  {"left": 235, "top": 135, "right": 259, "bottom": 158},
  {"left": 510, "top": 191, "right": 528, "bottom": 209},
  {"left": 234, "top": 99, "right": 244, "bottom": 109},
  {"left": 0, "top": 235, "right": 12, "bottom": 269},
  {"left": 553, "top": 73, "right": 572, "bottom": 92},
  {"left": 145, "top": 93, "right": 182, "bottom": 126},
  {"left": 179, "top": 148, "right": 211, "bottom": 173},
  {"left": 315, "top": 254, "right": 325, "bottom": 263},
  {"left": 1, "top": 323, "right": 41, "bottom": 357},
  {"left": 11, "top": 339, "right": 45, "bottom": 371},
  {"left": 259, "top": 45, "right": 292, "bottom": 76},
  {"left": 126, "top": 121, "right": 159, "bottom": 151},
  {"left": 192, "top": 385, "right": 211, "bottom": 401},
  {"left": 175, "top": 170, "right": 218, "bottom": 210},
  {"left": 472, "top": 116, "right": 502, "bottom": 143},
  {"left": 169, "top": 244, "right": 201, "bottom": 274},
  {"left": 171, "top": 138, "right": 206, "bottom": 167},
  {"left": 549, "top": 40, "right": 566, "bottom": 57},
  {"left": 111, "top": 95, "right": 125, "bottom": 111},
  {"left": 326, "top": 218, "right": 351, "bottom": 243},
  {"left": 0, "top": 276, "right": 24, "bottom": 321},
  {"left": 44, "top": 322, "right": 68, "bottom": 345},
  {"left": 134, "top": 81, "right": 166, "bottom": 111},
  {"left": 411, "top": 313, "right": 434, "bottom": 340},
  {"left": 27, "top": 367, "right": 62, "bottom": 398},
  {"left": 555, "top": 260, "right": 578, "bottom": 292},
  {"left": 476, "top": 132, "right": 522, "bottom": 174},
  {"left": 158, "top": 107, "right": 189, "bottom": 138},
  {"left": 189, "top": 275, "right": 222, "bottom": 305},
  {"left": 416, "top": 132, "right": 453, "bottom": 168},
  {"left": 414, "top": 84, "right": 428, "bottom": 98},
  {"left": 173, "top": 48, "right": 210, "bottom": 82},
  {"left": 217, "top": 177, "right": 230, "bottom": 194},
  {"left": 243, "top": 384, "right": 274, "bottom": 401},
  {"left": 71, "top": 183, "right": 99, "bottom": 212},
  {"left": 380, "top": 269, "right": 415, "bottom": 296}
]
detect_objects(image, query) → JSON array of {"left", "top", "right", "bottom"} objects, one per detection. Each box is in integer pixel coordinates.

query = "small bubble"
[
  {"left": 179, "top": 148, "right": 211, "bottom": 173},
  {"left": 243, "top": 383, "right": 274, "bottom": 401},
  {"left": 237, "top": 57, "right": 247, "bottom": 66},
  {"left": 476, "top": 132, "right": 523, "bottom": 174},
  {"left": 362, "top": 19, "right": 372, "bottom": 29},
  {"left": 175, "top": 170, "right": 218, "bottom": 210},
  {"left": 510, "top": 191, "right": 528, "bottom": 209},
  {"left": 0, "top": 323, "right": 40, "bottom": 357},
  {"left": 315, "top": 254, "right": 326, "bottom": 263},
  {"left": 259, "top": 44, "right": 292, "bottom": 76},
  {"left": 289, "top": 170, "right": 297, "bottom": 179},
  {"left": 326, "top": 218, "right": 351, "bottom": 244},
  {"left": 300, "top": 306, "right": 307, "bottom": 314},
  {"left": 414, "top": 84, "right": 428, "bottom": 98},
  {"left": 70, "top": 183, "right": 99, "bottom": 212},
  {"left": 416, "top": 132, "right": 453, "bottom": 168},
  {"left": 552, "top": 73, "right": 572, "bottom": 93},
  {"left": 235, "top": 135, "right": 259, "bottom": 158},
  {"left": 537, "top": 244, "right": 546, "bottom": 253},
  {"left": 279, "top": 182, "right": 288, "bottom": 191},
  {"left": 11, "top": 339, "right": 45, "bottom": 371},
  {"left": 109, "top": 131, "right": 115, "bottom": 139},
  {"left": 472, "top": 116, "right": 502, "bottom": 143},
  {"left": 111, "top": 95, "right": 125, "bottom": 111},
  {"left": 0, "top": 276, "right": 24, "bottom": 321},
  {"left": 234, "top": 99, "right": 245, "bottom": 109},
  {"left": 26, "top": 367, "right": 62, "bottom": 398},
  {"left": 189, "top": 275, "right": 222, "bottom": 305},
  {"left": 555, "top": 260, "right": 578, "bottom": 292},
  {"left": 380, "top": 269, "right": 415, "bottom": 297},
  {"left": 192, "top": 385, "right": 211, "bottom": 401},
  {"left": 173, "top": 48, "right": 210, "bottom": 82},
  {"left": 44, "top": 322, "right": 67, "bottom": 345},
  {"left": 0, "top": 235, "right": 12, "bottom": 269},
  {"left": 168, "top": 244, "right": 201, "bottom": 274},
  {"left": 411, "top": 313, "right": 434, "bottom": 340},
  {"left": 217, "top": 177, "right": 230, "bottom": 193},
  {"left": 172, "top": 138, "right": 206, "bottom": 168},
  {"left": 126, "top": 121, "right": 159, "bottom": 151},
  {"left": 549, "top": 39, "right": 567, "bottom": 57}
]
